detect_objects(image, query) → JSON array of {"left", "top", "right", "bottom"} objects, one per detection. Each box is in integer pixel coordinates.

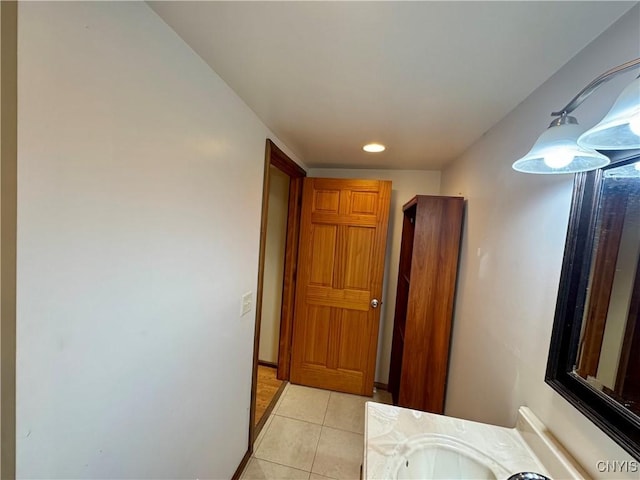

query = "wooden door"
[
  {"left": 615, "top": 252, "right": 640, "bottom": 411},
  {"left": 290, "top": 178, "right": 391, "bottom": 396}
]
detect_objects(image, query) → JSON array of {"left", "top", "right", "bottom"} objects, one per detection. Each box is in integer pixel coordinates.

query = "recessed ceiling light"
[{"left": 363, "top": 143, "right": 386, "bottom": 153}]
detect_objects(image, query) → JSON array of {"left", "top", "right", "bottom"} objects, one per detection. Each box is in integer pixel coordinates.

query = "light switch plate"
[{"left": 240, "top": 291, "right": 253, "bottom": 316}]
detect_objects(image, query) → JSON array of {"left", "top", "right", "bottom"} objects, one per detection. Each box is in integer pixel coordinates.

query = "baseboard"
[
  {"left": 374, "top": 382, "right": 388, "bottom": 391},
  {"left": 231, "top": 448, "right": 252, "bottom": 480},
  {"left": 258, "top": 360, "right": 278, "bottom": 369}
]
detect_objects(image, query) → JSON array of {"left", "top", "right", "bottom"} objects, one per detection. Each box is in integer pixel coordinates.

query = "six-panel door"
[{"left": 290, "top": 178, "right": 391, "bottom": 396}]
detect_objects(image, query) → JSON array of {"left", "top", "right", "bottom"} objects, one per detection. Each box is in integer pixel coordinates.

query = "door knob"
[{"left": 371, "top": 299, "right": 380, "bottom": 308}]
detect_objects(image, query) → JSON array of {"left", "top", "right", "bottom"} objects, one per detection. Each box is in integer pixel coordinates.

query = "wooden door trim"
[
  {"left": 576, "top": 187, "right": 629, "bottom": 378},
  {"left": 269, "top": 141, "right": 305, "bottom": 178},
  {"left": 248, "top": 139, "right": 305, "bottom": 452},
  {"left": 278, "top": 174, "right": 304, "bottom": 379},
  {"left": 615, "top": 251, "right": 640, "bottom": 396}
]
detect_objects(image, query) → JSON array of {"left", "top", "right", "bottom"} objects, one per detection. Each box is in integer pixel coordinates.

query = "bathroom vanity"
[{"left": 363, "top": 402, "right": 588, "bottom": 480}]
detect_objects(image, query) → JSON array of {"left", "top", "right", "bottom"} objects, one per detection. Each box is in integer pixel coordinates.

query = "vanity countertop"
[{"left": 364, "top": 402, "right": 587, "bottom": 480}]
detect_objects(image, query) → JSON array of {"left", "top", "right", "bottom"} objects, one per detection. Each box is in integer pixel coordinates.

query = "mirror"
[
  {"left": 575, "top": 162, "right": 640, "bottom": 415},
  {"left": 546, "top": 151, "right": 640, "bottom": 460}
]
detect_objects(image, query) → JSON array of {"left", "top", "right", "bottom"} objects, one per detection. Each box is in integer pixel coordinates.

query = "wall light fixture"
[{"left": 513, "top": 58, "right": 640, "bottom": 174}]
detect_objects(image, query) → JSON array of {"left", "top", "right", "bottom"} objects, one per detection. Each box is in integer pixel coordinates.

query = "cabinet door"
[
  {"left": 399, "top": 196, "right": 464, "bottom": 413},
  {"left": 389, "top": 207, "right": 417, "bottom": 403}
]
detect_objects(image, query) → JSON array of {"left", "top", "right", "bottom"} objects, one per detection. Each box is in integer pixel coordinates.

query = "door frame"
[{"left": 248, "top": 139, "right": 305, "bottom": 445}]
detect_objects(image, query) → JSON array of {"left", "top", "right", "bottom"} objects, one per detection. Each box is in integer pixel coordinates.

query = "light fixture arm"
[{"left": 551, "top": 57, "right": 640, "bottom": 117}]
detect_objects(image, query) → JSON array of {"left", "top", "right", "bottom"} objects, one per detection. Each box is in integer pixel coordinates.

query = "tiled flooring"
[{"left": 241, "top": 383, "right": 392, "bottom": 480}]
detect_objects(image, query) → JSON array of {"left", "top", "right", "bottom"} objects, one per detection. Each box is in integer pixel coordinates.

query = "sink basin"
[
  {"left": 364, "top": 403, "right": 586, "bottom": 480},
  {"left": 394, "top": 435, "right": 509, "bottom": 480}
]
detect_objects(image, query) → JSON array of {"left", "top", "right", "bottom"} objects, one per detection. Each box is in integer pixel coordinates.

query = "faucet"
[{"left": 507, "top": 473, "right": 551, "bottom": 480}]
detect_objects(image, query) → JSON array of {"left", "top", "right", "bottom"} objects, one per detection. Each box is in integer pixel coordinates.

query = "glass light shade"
[
  {"left": 512, "top": 120, "right": 610, "bottom": 174},
  {"left": 577, "top": 76, "right": 640, "bottom": 150}
]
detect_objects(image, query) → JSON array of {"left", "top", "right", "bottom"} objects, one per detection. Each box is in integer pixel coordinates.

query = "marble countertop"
[{"left": 364, "top": 402, "right": 549, "bottom": 480}]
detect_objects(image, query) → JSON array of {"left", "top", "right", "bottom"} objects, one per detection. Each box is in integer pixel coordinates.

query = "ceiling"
[{"left": 149, "top": 1, "right": 636, "bottom": 170}]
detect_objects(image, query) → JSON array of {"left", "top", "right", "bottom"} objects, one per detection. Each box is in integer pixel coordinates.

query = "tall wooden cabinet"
[{"left": 388, "top": 195, "right": 464, "bottom": 413}]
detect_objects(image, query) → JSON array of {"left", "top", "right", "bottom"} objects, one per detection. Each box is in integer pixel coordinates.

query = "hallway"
[{"left": 242, "top": 384, "right": 392, "bottom": 480}]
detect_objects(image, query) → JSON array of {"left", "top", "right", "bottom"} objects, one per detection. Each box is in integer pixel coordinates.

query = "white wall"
[
  {"left": 308, "top": 168, "right": 440, "bottom": 384},
  {"left": 440, "top": 6, "right": 640, "bottom": 479},
  {"left": 259, "top": 166, "right": 290, "bottom": 365},
  {"left": 16, "top": 3, "right": 301, "bottom": 478}
]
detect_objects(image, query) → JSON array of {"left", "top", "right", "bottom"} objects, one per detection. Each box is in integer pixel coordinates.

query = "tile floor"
[{"left": 241, "top": 383, "right": 392, "bottom": 480}]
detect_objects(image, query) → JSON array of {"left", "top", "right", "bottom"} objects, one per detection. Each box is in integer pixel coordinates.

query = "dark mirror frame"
[{"left": 546, "top": 149, "right": 640, "bottom": 461}]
